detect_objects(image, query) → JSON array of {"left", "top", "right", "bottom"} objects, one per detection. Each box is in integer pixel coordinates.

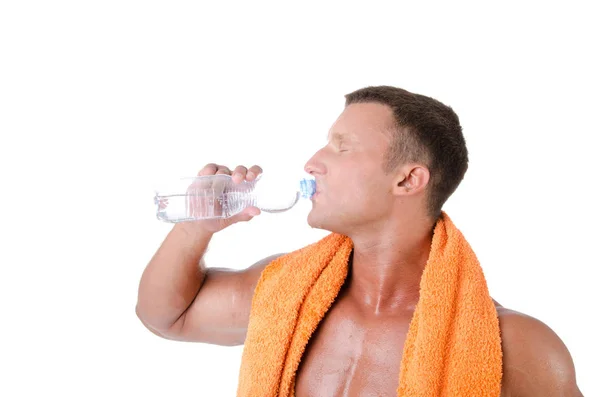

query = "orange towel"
[{"left": 237, "top": 212, "right": 503, "bottom": 396}]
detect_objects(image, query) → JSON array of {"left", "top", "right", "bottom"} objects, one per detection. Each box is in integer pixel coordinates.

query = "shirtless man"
[{"left": 136, "top": 86, "right": 584, "bottom": 396}]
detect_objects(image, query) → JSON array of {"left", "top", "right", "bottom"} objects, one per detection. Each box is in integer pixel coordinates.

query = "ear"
[{"left": 393, "top": 164, "right": 430, "bottom": 196}]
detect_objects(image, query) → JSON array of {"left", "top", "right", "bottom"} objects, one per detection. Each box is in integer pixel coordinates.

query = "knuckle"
[{"left": 199, "top": 163, "right": 218, "bottom": 174}]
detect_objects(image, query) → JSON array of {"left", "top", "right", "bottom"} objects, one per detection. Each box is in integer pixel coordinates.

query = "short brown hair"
[{"left": 345, "top": 85, "right": 468, "bottom": 220}]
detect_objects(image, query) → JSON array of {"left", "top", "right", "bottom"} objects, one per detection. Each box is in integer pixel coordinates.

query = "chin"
[
  {"left": 307, "top": 210, "right": 345, "bottom": 235},
  {"left": 306, "top": 210, "right": 322, "bottom": 229},
  {"left": 307, "top": 209, "right": 328, "bottom": 230}
]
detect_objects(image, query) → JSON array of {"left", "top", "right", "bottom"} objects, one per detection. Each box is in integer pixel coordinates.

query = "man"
[{"left": 136, "top": 86, "right": 583, "bottom": 396}]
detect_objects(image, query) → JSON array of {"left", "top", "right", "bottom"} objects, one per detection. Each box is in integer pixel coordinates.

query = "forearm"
[{"left": 136, "top": 223, "right": 213, "bottom": 331}]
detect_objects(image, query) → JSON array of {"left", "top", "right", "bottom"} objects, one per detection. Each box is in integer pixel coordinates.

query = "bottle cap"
[{"left": 299, "top": 178, "right": 316, "bottom": 199}]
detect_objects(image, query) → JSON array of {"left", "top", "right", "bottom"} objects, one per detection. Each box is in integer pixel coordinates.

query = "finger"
[
  {"left": 198, "top": 163, "right": 218, "bottom": 176},
  {"left": 232, "top": 165, "right": 248, "bottom": 184},
  {"left": 215, "top": 165, "right": 232, "bottom": 175},
  {"left": 246, "top": 165, "right": 263, "bottom": 181},
  {"left": 230, "top": 206, "right": 261, "bottom": 224},
  {"left": 244, "top": 206, "right": 261, "bottom": 217}
]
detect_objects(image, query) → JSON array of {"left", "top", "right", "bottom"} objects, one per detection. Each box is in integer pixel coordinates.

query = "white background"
[{"left": 1, "top": 1, "right": 598, "bottom": 396}]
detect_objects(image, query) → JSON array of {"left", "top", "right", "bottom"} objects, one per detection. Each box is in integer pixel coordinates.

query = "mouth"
[{"left": 311, "top": 180, "right": 322, "bottom": 200}]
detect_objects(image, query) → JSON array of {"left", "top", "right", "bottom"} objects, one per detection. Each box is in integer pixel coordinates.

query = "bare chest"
[
  {"left": 294, "top": 302, "right": 511, "bottom": 396},
  {"left": 294, "top": 300, "right": 414, "bottom": 397}
]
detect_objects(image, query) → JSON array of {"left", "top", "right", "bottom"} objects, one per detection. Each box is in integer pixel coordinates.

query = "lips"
[{"left": 312, "top": 181, "right": 322, "bottom": 199}]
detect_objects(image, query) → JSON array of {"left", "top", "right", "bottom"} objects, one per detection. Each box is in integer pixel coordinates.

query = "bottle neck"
[{"left": 299, "top": 178, "right": 316, "bottom": 199}]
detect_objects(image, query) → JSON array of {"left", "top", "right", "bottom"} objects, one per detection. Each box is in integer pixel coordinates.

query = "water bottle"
[{"left": 154, "top": 173, "right": 316, "bottom": 223}]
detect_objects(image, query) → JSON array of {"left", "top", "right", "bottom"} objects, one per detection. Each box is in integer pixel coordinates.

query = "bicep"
[{"left": 163, "top": 253, "right": 284, "bottom": 346}]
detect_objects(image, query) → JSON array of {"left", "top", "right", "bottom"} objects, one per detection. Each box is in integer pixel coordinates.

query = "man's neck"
[{"left": 344, "top": 216, "right": 436, "bottom": 315}]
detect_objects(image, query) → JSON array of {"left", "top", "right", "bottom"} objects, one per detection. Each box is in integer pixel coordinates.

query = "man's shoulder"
[{"left": 494, "top": 305, "right": 583, "bottom": 396}]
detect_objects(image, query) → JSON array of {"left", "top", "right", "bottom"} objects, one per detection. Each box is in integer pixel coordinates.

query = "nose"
[{"left": 304, "top": 148, "right": 326, "bottom": 176}]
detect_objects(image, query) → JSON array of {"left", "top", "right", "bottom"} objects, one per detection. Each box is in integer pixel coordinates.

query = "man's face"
[{"left": 304, "top": 102, "right": 399, "bottom": 233}]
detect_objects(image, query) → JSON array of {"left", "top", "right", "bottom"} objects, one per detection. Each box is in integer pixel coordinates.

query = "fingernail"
[{"left": 247, "top": 171, "right": 255, "bottom": 179}]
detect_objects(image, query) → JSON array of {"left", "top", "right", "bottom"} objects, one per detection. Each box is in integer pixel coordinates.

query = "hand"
[{"left": 179, "top": 163, "right": 264, "bottom": 234}]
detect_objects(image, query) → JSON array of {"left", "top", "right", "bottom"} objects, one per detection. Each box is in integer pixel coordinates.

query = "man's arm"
[
  {"left": 136, "top": 163, "right": 284, "bottom": 346},
  {"left": 498, "top": 307, "right": 584, "bottom": 396},
  {"left": 136, "top": 221, "right": 284, "bottom": 346},
  {"left": 161, "top": 252, "right": 283, "bottom": 345}
]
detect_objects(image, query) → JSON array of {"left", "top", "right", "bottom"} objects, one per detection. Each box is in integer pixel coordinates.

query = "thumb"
[{"left": 230, "top": 206, "right": 261, "bottom": 224}]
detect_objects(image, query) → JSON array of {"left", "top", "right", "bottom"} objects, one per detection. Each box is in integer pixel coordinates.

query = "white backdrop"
[{"left": 1, "top": 1, "right": 598, "bottom": 396}]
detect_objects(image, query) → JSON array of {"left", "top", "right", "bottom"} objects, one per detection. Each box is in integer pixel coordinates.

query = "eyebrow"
[{"left": 327, "top": 131, "right": 353, "bottom": 143}]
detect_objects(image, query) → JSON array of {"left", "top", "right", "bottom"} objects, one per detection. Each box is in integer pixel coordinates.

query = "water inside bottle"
[
  {"left": 154, "top": 174, "right": 310, "bottom": 222},
  {"left": 155, "top": 175, "right": 258, "bottom": 222}
]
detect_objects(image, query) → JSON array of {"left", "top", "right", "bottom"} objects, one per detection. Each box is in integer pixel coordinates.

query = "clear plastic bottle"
[{"left": 154, "top": 174, "right": 316, "bottom": 223}]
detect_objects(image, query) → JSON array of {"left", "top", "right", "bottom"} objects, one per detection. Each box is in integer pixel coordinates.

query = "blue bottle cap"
[{"left": 299, "top": 178, "right": 316, "bottom": 199}]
